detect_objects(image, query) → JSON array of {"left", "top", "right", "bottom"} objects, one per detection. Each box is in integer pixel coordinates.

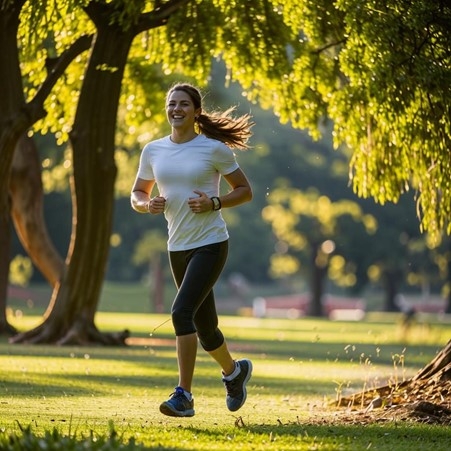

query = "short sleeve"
[
  {"left": 137, "top": 143, "right": 155, "bottom": 180},
  {"left": 213, "top": 142, "right": 239, "bottom": 175}
]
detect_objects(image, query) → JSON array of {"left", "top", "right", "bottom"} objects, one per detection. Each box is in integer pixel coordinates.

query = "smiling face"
[{"left": 166, "top": 89, "right": 201, "bottom": 133}]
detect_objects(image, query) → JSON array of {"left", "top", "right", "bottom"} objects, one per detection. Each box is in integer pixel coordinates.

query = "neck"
[{"left": 170, "top": 130, "right": 198, "bottom": 144}]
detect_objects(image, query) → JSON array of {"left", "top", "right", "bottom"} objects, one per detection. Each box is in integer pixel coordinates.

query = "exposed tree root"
[
  {"left": 0, "top": 320, "right": 18, "bottom": 336},
  {"left": 57, "top": 325, "right": 129, "bottom": 346},
  {"left": 335, "top": 341, "right": 451, "bottom": 425},
  {"left": 9, "top": 319, "right": 129, "bottom": 346}
]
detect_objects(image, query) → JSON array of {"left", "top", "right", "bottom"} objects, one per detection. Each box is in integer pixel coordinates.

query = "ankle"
[
  {"left": 222, "top": 361, "right": 240, "bottom": 381},
  {"left": 176, "top": 386, "right": 193, "bottom": 401}
]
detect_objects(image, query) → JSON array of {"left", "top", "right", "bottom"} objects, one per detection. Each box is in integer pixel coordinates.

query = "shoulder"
[
  {"left": 197, "top": 134, "right": 231, "bottom": 152},
  {"left": 197, "top": 134, "right": 223, "bottom": 146},
  {"left": 143, "top": 135, "right": 171, "bottom": 152}
]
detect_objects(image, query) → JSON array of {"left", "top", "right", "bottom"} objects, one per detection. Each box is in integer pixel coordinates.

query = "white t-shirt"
[{"left": 137, "top": 134, "right": 239, "bottom": 251}]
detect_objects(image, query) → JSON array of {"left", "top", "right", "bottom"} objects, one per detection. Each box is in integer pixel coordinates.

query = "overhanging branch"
[
  {"left": 135, "top": 0, "right": 191, "bottom": 34},
  {"left": 26, "top": 34, "right": 94, "bottom": 123}
]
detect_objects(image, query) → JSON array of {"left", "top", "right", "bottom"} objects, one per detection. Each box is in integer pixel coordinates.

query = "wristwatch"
[{"left": 211, "top": 196, "right": 222, "bottom": 211}]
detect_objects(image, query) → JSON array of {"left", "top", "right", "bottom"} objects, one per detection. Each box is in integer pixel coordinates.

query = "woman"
[{"left": 130, "top": 82, "right": 254, "bottom": 417}]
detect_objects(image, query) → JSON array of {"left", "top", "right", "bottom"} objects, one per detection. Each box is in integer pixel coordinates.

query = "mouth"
[{"left": 172, "top": 115, "right": 184, "bottom": 120}]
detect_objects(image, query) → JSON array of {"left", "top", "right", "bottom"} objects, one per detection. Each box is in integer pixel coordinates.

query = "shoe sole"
[
  {"left": 228, "top": 359, "right": 253, "bottom": 412},
  {"left": 159, "top": 402, "right": 195, "bottom": 417}
]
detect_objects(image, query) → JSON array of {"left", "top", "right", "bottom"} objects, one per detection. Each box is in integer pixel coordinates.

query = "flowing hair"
[{"left": 166, "top": 83, "right": 254, "bottom": 150}]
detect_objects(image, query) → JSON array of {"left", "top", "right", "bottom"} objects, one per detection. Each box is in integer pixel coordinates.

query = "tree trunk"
[
  {"left": 445, "top": 239, "right": 451, "bottom": 314},
  {"left": 152, "top": 253, "right": 165, "bottom": 313},
  {"left": 0, "top": 0, "right": 29, "bottom": 336},
  {"left": 10, "top": 135, "right": 65, "bottom": 287},
  {"left": 308, "top": 243, "right": 327, "bottom": 317},
  {"left": 411, "top": 339, "right": 451, "bottom": 382},
  {"left": 382, "top": 268, "right": 402, "bottom": 312},
  {"left": 11, "top": 11, "right": 135, "bottom": 345}
]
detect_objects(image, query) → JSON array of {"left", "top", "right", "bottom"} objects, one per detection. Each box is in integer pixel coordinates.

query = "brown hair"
[{"left": 166, "top": 83, "right": 254, "bottom": 150}]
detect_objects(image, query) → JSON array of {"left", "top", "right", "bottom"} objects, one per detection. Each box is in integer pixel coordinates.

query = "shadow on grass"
[
  {"left": 0, "top": 361, "right": 339, "bottom": 399},
  {"left": 0, "top": 334, "right": 440, "bottom": 367}
]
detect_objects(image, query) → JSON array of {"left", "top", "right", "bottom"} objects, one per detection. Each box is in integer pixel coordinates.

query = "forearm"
[
  {"left": 131, "top": 190, "right": 150, "bottom": 213},
  {"left": 218, "top": 186, "right": 252, "bottom": 209}
]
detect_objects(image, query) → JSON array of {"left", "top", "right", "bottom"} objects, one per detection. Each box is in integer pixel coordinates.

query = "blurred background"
[{"left": 7, "top": 64, "right": 450, "bottom": 320}]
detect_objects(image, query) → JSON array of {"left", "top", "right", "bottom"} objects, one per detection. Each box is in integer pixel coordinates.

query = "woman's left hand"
[{"left": 188, "top": 190, "right": 213, "bottom": 214}]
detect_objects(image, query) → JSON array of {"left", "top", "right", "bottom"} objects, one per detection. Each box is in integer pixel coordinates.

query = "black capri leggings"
[{"left": 168, "top": 240, "right": 228, "bottom": 352}]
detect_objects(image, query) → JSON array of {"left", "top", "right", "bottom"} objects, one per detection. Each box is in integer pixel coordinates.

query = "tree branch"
[
  {"left": 312, "top": 39, "right": 347, "bottom": 55},
  {"left": 135, "top": 0, "right": 191, "bottom": 34},
  {"left": 26, "top": 34, "right": 94, "bottom": 123}
]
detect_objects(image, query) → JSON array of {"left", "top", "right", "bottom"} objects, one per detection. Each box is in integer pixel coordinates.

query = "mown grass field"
[{"left": 2, "top": 285, "right": 451, "bottom": 450}]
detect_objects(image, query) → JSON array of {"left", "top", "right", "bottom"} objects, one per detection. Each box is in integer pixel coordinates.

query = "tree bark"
[
  {"left": 0, "top": 0, "right": 29, "bottom": 336},
  {"left": 411, "top": 340, "right": 451, "bottom": 382},
  {"left": 337, "top": 340, "right": 451, "bottom": 421},
  {"left": 446, "top": 239, "right": 451, "bottom": 314},
  {"left": 10, "top": 135, "right": 65, "bottom": 287}
]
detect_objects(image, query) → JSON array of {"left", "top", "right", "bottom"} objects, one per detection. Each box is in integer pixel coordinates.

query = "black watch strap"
[{"left": 211, "top": 196, "right": 222, "bottom": 211}]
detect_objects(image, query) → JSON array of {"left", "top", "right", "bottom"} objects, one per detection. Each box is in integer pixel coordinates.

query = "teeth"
[{"left": 173, "top": 115, "right": 183, "bottom": 119}]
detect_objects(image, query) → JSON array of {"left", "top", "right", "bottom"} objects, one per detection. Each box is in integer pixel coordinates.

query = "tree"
[
  {"left": 132, "top": 229, "right": 168, "bottom": 313},
  {"left": 244, "top": 0, "right": 451, "bottom": 242},
  {"left": 11, "top": 0, "right": 188, "bottom": 344},
  {"left": 10, "top": 135, "right": 65, "bottom": 288},
  {"left": 0, "top": 0, "right": 91, "bottom": 335},
  {"left": 263, "top": 186, "right": 377, "bottom": 316}
]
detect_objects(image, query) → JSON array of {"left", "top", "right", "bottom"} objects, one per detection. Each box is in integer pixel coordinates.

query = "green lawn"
[{"left": 1, "top": 311, "right": 450, "bottom": 450}]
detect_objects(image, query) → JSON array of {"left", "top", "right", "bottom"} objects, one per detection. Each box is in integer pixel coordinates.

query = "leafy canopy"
[
  {"left": 244, "top": 1, "right": 451, "bottom": 242},
  {"left": 18, "top": 0, "right": 451, "bottom": 241}
]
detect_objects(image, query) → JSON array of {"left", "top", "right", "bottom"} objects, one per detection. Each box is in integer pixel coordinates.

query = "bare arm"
[
  {"left": 130, "top": 177, "right": 166, "bottom": 214},
  {"left": 220, "top": 168, "right": 253, "bottom": 208},
  {"left": 187, "top": 168, "right": 252, "bottom": 214}
]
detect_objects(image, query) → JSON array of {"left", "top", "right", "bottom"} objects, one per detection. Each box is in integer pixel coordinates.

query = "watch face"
[{"left": 212, "top": 197, "right": 220, "bottom": 210}]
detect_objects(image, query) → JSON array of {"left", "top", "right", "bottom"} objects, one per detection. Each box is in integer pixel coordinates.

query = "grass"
[{"left": 1, "top": 307, "right": 451, "bottom": 450}]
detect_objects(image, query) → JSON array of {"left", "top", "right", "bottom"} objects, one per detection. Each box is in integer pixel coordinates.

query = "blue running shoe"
[
  {"left": 159, "top": 387, "right": 195, "bottom": 417},
  {"left": 222, "top": 359, "right": 252, "bottom": 412}
]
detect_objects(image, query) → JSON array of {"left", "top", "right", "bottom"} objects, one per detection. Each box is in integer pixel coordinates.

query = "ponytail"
[{"left": 167, "top": 83, "right": 254, "bottom": 150}]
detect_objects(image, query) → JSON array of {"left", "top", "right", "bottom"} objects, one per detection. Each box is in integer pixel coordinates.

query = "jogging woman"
[{"left": 131, "top": 83, "right": 254, "bottom": 417}]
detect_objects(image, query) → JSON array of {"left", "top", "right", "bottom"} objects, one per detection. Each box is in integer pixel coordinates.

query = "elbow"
[{"left": 246, "top": 187, "right": 253, "bottom": 203}]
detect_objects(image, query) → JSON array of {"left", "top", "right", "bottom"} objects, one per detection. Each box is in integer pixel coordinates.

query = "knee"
[
  {"left": 171, "top": 305, "right": 195, "bottom": 336},
  {"left": 197, "top": 327, "right": 224, "bottom": 352}
]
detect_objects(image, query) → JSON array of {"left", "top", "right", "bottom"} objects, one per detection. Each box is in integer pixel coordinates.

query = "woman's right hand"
[{"left": 147, "top": 196, "right": 166, "bottom": 214}]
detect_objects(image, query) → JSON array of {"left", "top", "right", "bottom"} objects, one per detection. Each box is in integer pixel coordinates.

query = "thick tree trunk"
[
  {"left": 11, "top": 11, "right": 135, "bottom": 345},
  {"left": 10, "top": 135, "right": 65, "bottom": 287},
  {"left": 0, "top": 0, "right": 29, "bottom": 336}
]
